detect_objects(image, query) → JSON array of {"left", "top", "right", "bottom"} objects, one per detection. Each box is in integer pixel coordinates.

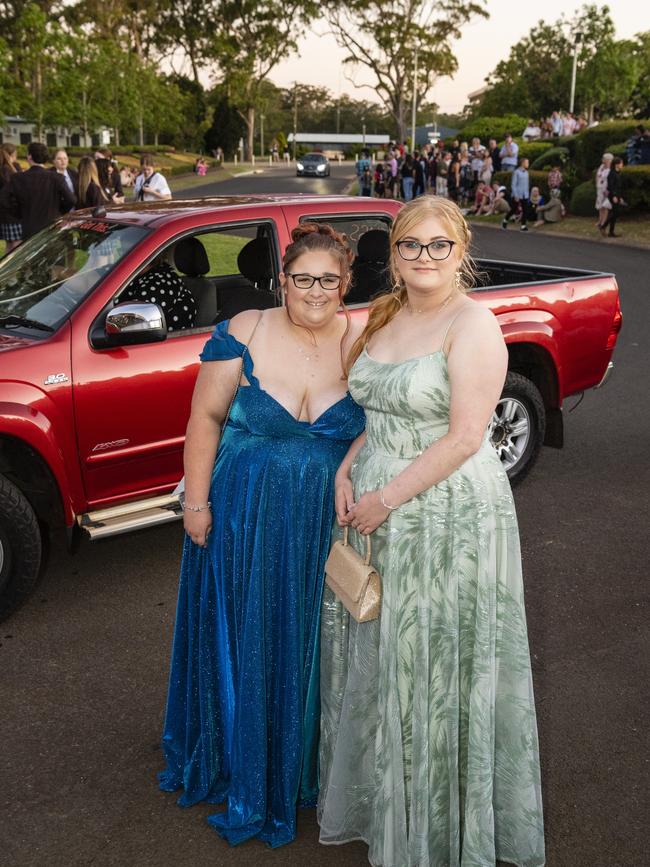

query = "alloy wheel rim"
[{"left": 488, "top": 397, "right": 531, "bottom": 471}]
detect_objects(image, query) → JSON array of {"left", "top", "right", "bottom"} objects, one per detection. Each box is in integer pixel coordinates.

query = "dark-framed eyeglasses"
[
  {"left": 396, "top": 239, "right": 456, "bottom": 261},
  {"left": 286, "top": 272, "right": 341, "bottom": 291}
]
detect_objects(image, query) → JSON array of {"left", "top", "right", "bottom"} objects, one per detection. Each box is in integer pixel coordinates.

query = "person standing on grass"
[
  {"left": 595, "top": 153, "right": 613, "bottom": 234},
  {"left": 50, "top": 149, "right": 79, "bottom": 202},
  {"left": 0, "top": 142, "right": 75, "bottom": 241},
  {"left": 600, "top": 157, "right": 624, "bottom": 238},
  {"left": 133, "top": 154, "right": 171, "bottom": 202},
  {"left": 0, "top": 144, "right": 23, "bottom": 252},
  {"left": 503, "top": 157, "right": 530, "bottom": 231},
  {"left": 489, "top": 137, "right": 501, "bottom": 173},
  {"left": 547, "top": 163, "right": 563, "bottom": 194},
  {"left": 499, "top": 133, "right": 519, "bottom": 173}
]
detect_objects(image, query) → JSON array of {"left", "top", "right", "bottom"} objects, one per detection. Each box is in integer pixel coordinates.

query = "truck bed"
[{"left": 474, "top": 259, "right": 614, "bottom": 290}]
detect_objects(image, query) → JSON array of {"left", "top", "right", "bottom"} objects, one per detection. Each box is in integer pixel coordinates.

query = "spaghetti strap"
[{"left": 441, "top": 308, "right": 465, "bottom": 355}]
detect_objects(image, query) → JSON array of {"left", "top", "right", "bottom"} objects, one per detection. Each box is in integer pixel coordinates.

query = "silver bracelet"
[
  {"left": 380, "top": 488, "right": 399, "bottom": 511},
  {"left": 182, "top": 501, "right": 211, "bottom": 512}
]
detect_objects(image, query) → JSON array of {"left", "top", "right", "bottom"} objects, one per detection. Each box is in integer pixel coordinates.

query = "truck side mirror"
[{"left": 104, "top": 302, "right": 167, "bottom": 346}]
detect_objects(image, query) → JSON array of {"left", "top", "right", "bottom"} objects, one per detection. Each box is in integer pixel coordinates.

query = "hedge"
[
  {"left": 570, "top": 181, "right": 596, "bottom": 216},
  {"left": 530, "top": 147, "right": 570, "bottom": 170},
  {"left": 13, "top": 143, "right": 176, "bottom": 159},
  {"left": 572, "top": 120, "right": 650, "bottom": 174},
  {"left": 569, "top": 167, "right": 650, "bottom": 215},
  {"left": 619, "top": 166, "right": 650, "bottom": 210},
  {"left": 460, "top": 115, "right": 529, "bottom": 143},
  {"left": 606, "top": 143, "right": 628, "bottom": 160}
]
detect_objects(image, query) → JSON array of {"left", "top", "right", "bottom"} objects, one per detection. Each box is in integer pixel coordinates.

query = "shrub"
[
  {"left": 620, "top": 166, "right": 650, "bottom": 211},
  {"left": 570, "top": 181, "right": 597, "bottom": 216},
  {"left": 530, "top": 147, "right": 570, "bottom": 170},
  {"left": 573, "top": 120, "right": 650, "bottom": 174},
  {"left": 606, "top": 143, "right": 627, "bottom": 160},
  {"left": 459, "top": 115, "right": 528, "bottom": 143},
  {"left": 515, "top": 140, "right": 553, "bottom": 162}
]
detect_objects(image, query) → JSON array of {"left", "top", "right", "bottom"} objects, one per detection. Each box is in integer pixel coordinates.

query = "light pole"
[
  {"left": 569, "top": 31, "right": 583, "bottom": 115},
  {"left": 411, "top": 42, "right": 419, "bottom": 152},
  {"left": 292, "top": 83, "right": 298, "bottom": 161},
  {"left": 260, "top": 113, "right": 265, "bottom": 158}
]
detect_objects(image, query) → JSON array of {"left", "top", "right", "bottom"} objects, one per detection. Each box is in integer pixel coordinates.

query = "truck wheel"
[
  {"left": 489, "top": 372, "right": 546, "bottom": 486},
  {"left": 0, "top": 475, "right": 42, "bottom": 621}
]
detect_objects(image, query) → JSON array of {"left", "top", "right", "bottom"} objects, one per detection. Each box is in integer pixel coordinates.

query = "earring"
[{"left": 454, "top": 271, "right": 462, "bottom": 289}]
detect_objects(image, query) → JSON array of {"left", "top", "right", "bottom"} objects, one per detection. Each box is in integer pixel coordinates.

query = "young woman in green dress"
[{"left": 318, "top": 196, "right": 545, "bottom": 866}]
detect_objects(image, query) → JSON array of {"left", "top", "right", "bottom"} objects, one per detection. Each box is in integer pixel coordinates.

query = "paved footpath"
[{"left": 0, "top": 214, "right": 646, "bottom": 867}]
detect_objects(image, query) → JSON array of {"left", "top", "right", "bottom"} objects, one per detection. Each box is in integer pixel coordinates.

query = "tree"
[
  {"left": 325, "top": 0, "right": 488, "bottom": 141},
  {"left": 629, "top": 31, "right": 650, "bottom": 118},
  {"left": 207, "top": 0, "right": 320, "bottom": 160},
  {"left": 470, "top": 4, "right": 645, "bottom": 122},
  {"left": 204, "top": 92, "right": 246, "bottom": 159}
]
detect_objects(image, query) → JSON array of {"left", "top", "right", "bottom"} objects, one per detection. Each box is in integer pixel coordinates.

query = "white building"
[
  {"left": 288, "top": 132, "right": 391, "bottom": 157},
  {"left": 0, "top": 116, "right": 111, "bottom": 149}
]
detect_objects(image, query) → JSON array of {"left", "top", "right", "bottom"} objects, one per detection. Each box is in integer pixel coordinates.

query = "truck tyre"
[
  {"left": 0, "top": 474, "right": 42, "bottom": 621},
  {"left": 489, "top": 372, "right": 546, "bottom": 486}
]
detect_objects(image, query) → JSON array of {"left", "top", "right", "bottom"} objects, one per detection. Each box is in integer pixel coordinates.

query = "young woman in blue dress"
[{"left": 159, "top": 223, "right": 366, "bottom": 848}]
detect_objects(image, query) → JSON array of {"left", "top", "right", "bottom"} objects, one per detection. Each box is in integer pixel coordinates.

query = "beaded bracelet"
[
  {"left": 182, "top": 501, "right": 211, "bottom": 512},
  {"left": 380, "top": 488, "right": 399, "bottom": 511}
]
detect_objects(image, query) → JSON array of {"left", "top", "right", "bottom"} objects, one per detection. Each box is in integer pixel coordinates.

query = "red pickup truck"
[{"left": 0, "top": 195, "right": 622, "bottom": 619}]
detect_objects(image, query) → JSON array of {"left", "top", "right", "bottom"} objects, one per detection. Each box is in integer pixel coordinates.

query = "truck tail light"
[{"left": 606, "top": 297, "right": 622, "bottom": 351}]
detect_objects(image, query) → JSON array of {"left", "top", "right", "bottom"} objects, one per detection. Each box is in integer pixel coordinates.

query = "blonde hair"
[
  {"left": 78, "top": 156, "right": 108, "bottom": 207},
  {"left": 347, "top": 196, "right": 480, "bottom": 372}
]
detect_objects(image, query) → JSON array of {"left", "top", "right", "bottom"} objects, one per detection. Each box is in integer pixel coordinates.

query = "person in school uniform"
[{"left": 133, "top": 154, "right": 172, "bottom": 202}]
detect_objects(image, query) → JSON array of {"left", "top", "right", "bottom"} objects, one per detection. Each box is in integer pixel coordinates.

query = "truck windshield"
[{"left": 0, "top": 219, "right": 148, "bottom": 334}]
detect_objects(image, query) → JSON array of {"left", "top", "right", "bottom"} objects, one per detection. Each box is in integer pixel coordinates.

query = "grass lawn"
[{"left": 467, "top": 212, "right": 650, "bottom": 247}]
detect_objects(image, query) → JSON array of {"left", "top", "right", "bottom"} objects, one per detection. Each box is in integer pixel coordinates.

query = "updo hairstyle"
[{"left": 282, "top": 221, "right": 354, "bottom": 303}]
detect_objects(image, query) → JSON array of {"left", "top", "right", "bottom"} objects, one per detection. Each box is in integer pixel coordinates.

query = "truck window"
[
  {"left": 300, "top": 215, "right": 392, "bottom": 305},
  {"left": 0, "top": 220, "right": 149, "bottom": 335},
  {"left": 115, "top": 222, "right": 279, "bottom": 332}
]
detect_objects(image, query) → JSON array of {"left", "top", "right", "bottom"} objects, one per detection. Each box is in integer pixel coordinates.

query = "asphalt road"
[
  {"left": 1, "top": 176, "right": 647, "bottom": 867},
  {"left": 175, "top": 162, "right": 354, "bottom": 198}
]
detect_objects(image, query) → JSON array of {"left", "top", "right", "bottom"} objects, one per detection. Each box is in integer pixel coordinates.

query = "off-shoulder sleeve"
[
  {"left": 199, "top": 320, "right": 246, "bottom": 362},
  {"left": 199, "top": 319, "right": 259, "bottom": 387}
]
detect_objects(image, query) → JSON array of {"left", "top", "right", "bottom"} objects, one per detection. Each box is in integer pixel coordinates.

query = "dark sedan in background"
[{"left": 296, "top": 152, "right": 331, "bottom": 177}]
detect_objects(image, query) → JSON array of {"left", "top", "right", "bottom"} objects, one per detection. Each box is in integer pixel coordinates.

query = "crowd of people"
[
  {"left": 521, "top": 111, "right": 591, "bottom": 140},
  {"left": 0, "top": 143, "right": 172, "bottom": 251},
  {"left": 355, "top": 134, "right": 565, "bottom": 233},
  {"left": 356, "top": 117, "right": 643, "bottom": 239}
]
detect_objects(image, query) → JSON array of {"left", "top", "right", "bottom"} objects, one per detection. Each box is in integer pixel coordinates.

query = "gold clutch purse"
[{"left": 325, "top": 527, "right": 381, "bottom": 622}]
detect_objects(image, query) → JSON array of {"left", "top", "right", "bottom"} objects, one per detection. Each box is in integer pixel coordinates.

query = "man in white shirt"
[
  {"left": 499, "top": 133, "right": 519, "bottom": 172},
  {"left": 522, "top": 120, "right": 541, "bottom": 141},
  {"left": 133, "top": 154, "right": 172, "bottom": 202}
]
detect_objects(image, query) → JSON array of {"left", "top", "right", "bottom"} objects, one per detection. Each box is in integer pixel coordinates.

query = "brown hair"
[
  {"left": 347, "top": 196, "right": 480, "bottom": 372},
  {"left": 78, "top": 156, "right": 108, "bottom": 207},
  {"left": 140, "top": 153, "right": 155, "bottom": 168},
  {"left": 0, "top": 143, "right": 18, "bottom": 173},
  {"left": 282, "top": 221, "right": 354, "bottom": 372}
]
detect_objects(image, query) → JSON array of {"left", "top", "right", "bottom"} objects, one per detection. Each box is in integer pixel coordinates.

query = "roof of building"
[{"left": 288, "top": 133, "right": 391, "bottom": 144}]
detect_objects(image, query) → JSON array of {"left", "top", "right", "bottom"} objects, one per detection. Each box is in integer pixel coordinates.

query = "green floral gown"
[{"left": 318, "top": 346, "right": 545, "bottom": 867}]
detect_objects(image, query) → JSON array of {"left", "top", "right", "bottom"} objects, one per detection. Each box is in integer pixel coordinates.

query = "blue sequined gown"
[{"left": 159, "top": 320, "right": 365, "bottom": 848}]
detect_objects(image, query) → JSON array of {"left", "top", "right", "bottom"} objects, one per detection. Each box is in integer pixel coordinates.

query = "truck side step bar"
[{"left": 78, "top": 494, "right": 182, "bottom": 540}]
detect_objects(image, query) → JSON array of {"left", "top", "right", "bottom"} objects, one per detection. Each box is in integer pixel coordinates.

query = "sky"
[{"left": 269, "top": 1, "right": 642, "bottom": 114}]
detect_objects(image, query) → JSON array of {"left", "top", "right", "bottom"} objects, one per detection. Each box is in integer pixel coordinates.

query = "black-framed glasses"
[
  {"left": 396, "top": 239, "right": 456, "bottom": 261},
  {"left": 286, "top": 272, "right": 341, "bottom": 290}
]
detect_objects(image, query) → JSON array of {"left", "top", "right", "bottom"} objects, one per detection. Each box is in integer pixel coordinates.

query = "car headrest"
[
  {"left": 174, "top": 236, "right": 209, "bottom": 277},
  {"left": 237, "top": 238, "right": 273, "bottom": 285},
  {"left": 357, "top": 229, "right": 390, "bottom": 263}
]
